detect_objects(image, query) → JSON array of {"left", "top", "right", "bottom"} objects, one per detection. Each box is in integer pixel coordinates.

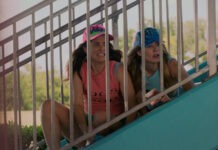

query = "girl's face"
[
  {"left": 137, "top": 42, "right": 160, "bottom": 64},
  {"left": 84, "top": 35, "right": 106, "bottom": 63}
]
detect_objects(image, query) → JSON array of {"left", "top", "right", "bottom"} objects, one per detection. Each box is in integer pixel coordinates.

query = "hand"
[
  {"left": 86, "top": 136, "right": 94, "bottom": 145},
  {"left": 145, "top": 89, "right": 170, "bottom": 106}
]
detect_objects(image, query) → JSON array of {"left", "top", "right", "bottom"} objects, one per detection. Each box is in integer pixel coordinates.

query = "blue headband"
[{"left": 133, "top": 27, "right": 160, "bottom": 47}]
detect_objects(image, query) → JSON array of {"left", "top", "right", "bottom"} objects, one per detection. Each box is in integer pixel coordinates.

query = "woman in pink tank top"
[{"left": 41, "top": 24, "right": 136, "bottom": 149}]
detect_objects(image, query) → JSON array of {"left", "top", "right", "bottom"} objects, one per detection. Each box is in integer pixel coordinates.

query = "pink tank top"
[{"left": 80, "top": 61, "right": 124, "bottom": 115}]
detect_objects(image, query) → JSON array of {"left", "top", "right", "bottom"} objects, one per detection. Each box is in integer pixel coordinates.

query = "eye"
[
  {"left": 92, "top": 42, "right": 100, "bottom": 47},
  {"left": 147, "top": 45, "right": 152, "bottom": 48}
]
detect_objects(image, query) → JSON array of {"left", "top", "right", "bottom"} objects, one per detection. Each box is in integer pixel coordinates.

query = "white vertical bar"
[
  {"left": 166, "top": 0, "right": 170, "bottom": 53},
  {"left": 31, "top": 12, "right": 37, "bottom": 149},
  {"left": 2, "top": 46, "right": 8, "bottom": 150},
  {"left": 140, "top": 0, "right": 146, "bottom": 102},
  {"left": 194, "top": 0, "right": 199, "bottom": 72},
  {"left": 207, "top": 0, "right": 217, "bottom": 76},
  {"left": 180, "top": 4, "right": 184, "bottom": 65},
  {"left": 58, "top": 15, "right": 64, "bottom": 104},
  {"left": 122, "top": 0, "right": 129, "bottom": 111},
  {"left": 138, "top": 3, "right": 141, "bottom": 31},
  {"left": 12, "top": 39, "right": 22, "bottom": 150},
  {"left": 105, "top": 0, "right": 111, "bottom": 121},
  {"left": 72, "top": 7, "right": 76, "bottom": 50},
  {"left": 49, "top": 3, "right": 56, "bottom": 150},
  {"left": 152, "top": 0, "right": 156, "bottom": 27},
  {"left": 100, "top": 0, "right": 103, "bottom": 19},
  {"left": 12, "top": 23, "right": 18, "bottom": 150},
  {"left": 68, "top": 0, "right": 75, "bottom": 142},
  {"left": 112, "top": 4, "right": 119, "bottom": 49},
  {"left": 17, "top": 69, "right": 22, "bottom": 150},
  {"left": 86, "top": 0, "right": 92, "bottom": 133},
  {"left": 44, "top": 23, "right": 50, "bottom": 100},
  {"left": 159, "top": 0, "right": 164, "bottom": 92},
  {"left": 176, "top": 0, "right": 182, "bottom": 85}
]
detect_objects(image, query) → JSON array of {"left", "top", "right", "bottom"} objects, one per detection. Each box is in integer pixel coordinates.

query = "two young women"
[{"left": 41, "top": 24, "right": 194, "bottom": 149}]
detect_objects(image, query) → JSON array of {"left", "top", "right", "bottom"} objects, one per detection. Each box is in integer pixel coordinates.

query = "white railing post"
[
  {"left": 159, "top": 0, "right": 164, "bottom": 92},
  {"left": 86, "top": 0, "right": 93, "bottom": 134},
  {"left": 122, "top": 0, "right": 129, "bottom": 112},
  {"left": 105, "top": 0, "right": 111, "bottom": 121},
  {"left": 31, "top": 12, "right": 37, "bottom": 150},
  {"left": 49, "top": 3, "right": 56, "bottom": 150},
  {"left": 176, "top": 0, "right": 182, "bottom": 86},
  {"left": 112, "top": 4, "right": 119, "bottom": 49},
  {"left": 194, "top": 0, "right": 199, "bottom": 72},
  {"left": 12, "top": 23, "right": 19, "bottom": 150},
  {"left": 207, "top": 0, "right": 217, "bottom": 76},
  {"left": 139, "top": 0, "right": 146, "bottom": 102}
]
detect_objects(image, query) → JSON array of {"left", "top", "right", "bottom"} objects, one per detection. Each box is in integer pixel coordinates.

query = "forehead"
[
  {"left": 146, "top": 42, "right": 158, "bottom": 47},
  {"left": 91, "top": 35, "right": 105, "bottom": 43}
]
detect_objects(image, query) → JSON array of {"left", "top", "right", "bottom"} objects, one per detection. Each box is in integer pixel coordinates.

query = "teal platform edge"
[{"left": 87, "top": 74, "right": 218, "bottom": 150}]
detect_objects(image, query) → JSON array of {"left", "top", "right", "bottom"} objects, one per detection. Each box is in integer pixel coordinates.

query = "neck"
[
  {"left": 91, "top": 61, "right": 105, "bottom": 74},
  {"left": 145, "top": 62, "right": 158, "bottom": 77}
]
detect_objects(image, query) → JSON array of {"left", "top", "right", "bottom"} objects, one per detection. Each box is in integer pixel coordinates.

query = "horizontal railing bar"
[
  {"left": 183, "top": 51, "right": 207, "bottom": 65},
  {"left": 0, "top": 0, "right": 87, "bottom": 46},
  {"left": 0, "top": 0, "right": 119, "bottom": 64},
  {"left": 0, "top": 0, "right": 140, "bottom": 68},
  {"left": 64, "top": 66, "right": 210, "bottom": 149},
  {"left": 183, "top": 44, "right": 218, "bottom": 66},
  {"left": 0, "top": 0, "right": 55, "bottom": 29},
  {"left": 0, "top": 0, "right": 90, "bottom": 30}
]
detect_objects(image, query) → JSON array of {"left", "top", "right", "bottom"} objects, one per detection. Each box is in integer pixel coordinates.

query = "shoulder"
[
  {"left": 111, "top": 61, "right": 123, "bottom": 81},
  {"left": 73, "top": 72, "right": 83, "bottom": 84},
  {"left": 115, "top": 62, "right": 124, "bottom": 74},
  {"left": 167, "top": 58, "right": 179, "bottom": 78},
  {"left": 168, "top": 59, "right": 178, "bottom": 69}
]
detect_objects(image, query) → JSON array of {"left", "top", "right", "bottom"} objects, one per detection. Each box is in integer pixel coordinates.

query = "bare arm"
[
  {"left": 116, "top": 63, "right": 137, "bottom": 123},
  {"left": 73, "top": 72, "right": 88, "bottom": 134},
  {"left": 168, "top": 59, "right": 194, "bottom": 91}
]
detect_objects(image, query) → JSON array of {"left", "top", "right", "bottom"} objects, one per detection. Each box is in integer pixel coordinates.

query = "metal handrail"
[
  {"left": 0, "top": 0, "right": 90, "bottom": 29},
  {"left": 0, "top": 0, "right": 141, "bottom": 72},
  {"left": 0, "top": 0, "right": 87, "bottom": 45},
  {"left": 0, "top": 0, "right": 55, "bottom": 29},
  {"left": 0, "top": 0, "right": 119, "bottom": 64}
]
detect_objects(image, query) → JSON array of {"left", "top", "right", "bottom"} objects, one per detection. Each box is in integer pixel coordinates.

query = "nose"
[
  {"left": 153, "top": 45, "right": 159, "bottom": 51},
  {"left": 99, "top": 43, "right": 106, "bottom": 51}
]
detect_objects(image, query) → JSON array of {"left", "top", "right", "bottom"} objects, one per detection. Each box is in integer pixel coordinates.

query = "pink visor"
[{"left": 82, "top": 24, "right": 114, "bottom": 43}]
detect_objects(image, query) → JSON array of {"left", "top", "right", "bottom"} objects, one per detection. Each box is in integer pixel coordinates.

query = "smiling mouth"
[{"left": 97, "top": 52, "right": 105, "bottom": 56}]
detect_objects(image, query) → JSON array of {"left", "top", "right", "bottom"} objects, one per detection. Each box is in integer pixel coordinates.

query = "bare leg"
[
  {"left": 41, "top": 100, "right": 86, "bottom": 149},
  {"left": 41, "top": 100, "right": 70, "bottom": 150}
]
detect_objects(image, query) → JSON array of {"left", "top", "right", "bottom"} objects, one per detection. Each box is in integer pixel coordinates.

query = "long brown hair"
[
  {"left": 128, "top": 43, "right": 177, "bottom": 94},
  {"left": 65, "top": 42, "right": 122, "bottom": 80}
]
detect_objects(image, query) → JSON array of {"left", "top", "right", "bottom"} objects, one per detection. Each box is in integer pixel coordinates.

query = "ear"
[{"left": 137, "top": 50, "right": 142, "bottom": 56}]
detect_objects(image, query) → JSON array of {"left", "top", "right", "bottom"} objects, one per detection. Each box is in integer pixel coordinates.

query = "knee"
[{"left": 41, "top": 100, "right": 52, "bottom": 117}]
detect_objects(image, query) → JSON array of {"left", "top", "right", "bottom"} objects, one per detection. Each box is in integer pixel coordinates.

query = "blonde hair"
[{"left": 128, "top": 43, "right": 177, "bottom": 94}]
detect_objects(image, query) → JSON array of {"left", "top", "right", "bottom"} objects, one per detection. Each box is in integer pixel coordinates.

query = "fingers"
[
  {"left": 160, "top": 95, "right": 170, "bottom": 102},
  {"left": 150, "top": 98, "right": 161, "bottom": 106},
  {"left": 145, "top": 89, "right": 159, "bottom": 98},
  {"left": 149, "top": 94, "right": 170, "bottom": 106},
  {"left": 145, "top": 88, "right": 171, "bottom": 106}
]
